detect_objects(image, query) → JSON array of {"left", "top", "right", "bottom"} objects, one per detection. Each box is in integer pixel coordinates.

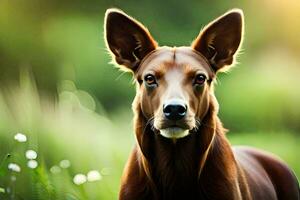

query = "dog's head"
[{"left": 104, "top": 9, "right": 243, "bottom": 139}]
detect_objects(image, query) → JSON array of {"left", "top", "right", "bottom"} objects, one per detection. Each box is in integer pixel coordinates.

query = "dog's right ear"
[{"left": 104, "top": 9, "right": 158, "bottom": 72}]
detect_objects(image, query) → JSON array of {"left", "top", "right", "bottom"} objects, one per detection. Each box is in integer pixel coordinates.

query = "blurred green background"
[{"left": 0, "top": 0, "right": 300, "bottom": 199}]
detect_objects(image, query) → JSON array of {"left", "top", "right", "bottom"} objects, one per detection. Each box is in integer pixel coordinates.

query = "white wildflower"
[
  {"left": 27, "top": 160, "right": 38, "bottom": 169},
  {"left": 73, "top": 174, "right": 87, "bottom": 185},
  {"left": 25, "top": 150, "right": 37, "bottom": 160},
  {"left": 14, "top": 133, "right": 27, "bottom": 142},
  {"left": 87, "top": 170, "right": 102, "bottom": 182},
  {"left": 59, "top": 160, "right": 71, "bottom": 169},
  {"left": 8, "top": 163, "right": 21, "bottom": 172},
  {"left": 50, "top": 165, "right": 61, "bottom": 174}
]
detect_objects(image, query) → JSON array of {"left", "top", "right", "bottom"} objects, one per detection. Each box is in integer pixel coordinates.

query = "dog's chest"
[{"left": 152, "top": 139, "right": 203, "bottom": 200}]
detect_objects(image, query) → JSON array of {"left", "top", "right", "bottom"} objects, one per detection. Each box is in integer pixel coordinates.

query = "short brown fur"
[{"left": 104, "top": 8, "right": 300, "bottom": 200}]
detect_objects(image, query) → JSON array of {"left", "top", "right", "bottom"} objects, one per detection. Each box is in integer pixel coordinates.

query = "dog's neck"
[{"left": 133, "top": 99, "right": 240, "bottom": 199}]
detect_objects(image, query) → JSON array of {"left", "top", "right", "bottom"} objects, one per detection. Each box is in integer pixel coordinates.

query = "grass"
[{"left": 0, "top": 73, "right": 299, "bottom": 199}]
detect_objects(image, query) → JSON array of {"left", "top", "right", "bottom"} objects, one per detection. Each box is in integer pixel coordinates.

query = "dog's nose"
[{"left": 163, "top": 102, "right": 187, "bottom": 121}]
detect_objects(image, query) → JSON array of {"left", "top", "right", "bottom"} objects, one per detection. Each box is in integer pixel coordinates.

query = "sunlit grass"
[{"left": 0, "top": 73, "right": 128, "bottom": 199}]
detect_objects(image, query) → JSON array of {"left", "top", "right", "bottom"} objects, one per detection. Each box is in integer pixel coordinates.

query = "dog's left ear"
[
  {"left": 104, "top": 8, "right": 158, "bottom": 72},
  {"left": 192, "top": 9, "right": 244, "bottom": 72}
]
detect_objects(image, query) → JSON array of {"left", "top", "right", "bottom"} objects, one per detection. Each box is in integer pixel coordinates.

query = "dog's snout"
[{"left": 163, "top": 100, "right": 187, "bottom": 121}]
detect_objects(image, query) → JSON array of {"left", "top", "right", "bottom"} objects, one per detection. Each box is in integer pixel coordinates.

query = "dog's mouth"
[
  {"left": 159, "top": 127, "right": 190, "bottom": 139},
  {"left": 152, "top": 117, "right": 198, "bottom": 139}
]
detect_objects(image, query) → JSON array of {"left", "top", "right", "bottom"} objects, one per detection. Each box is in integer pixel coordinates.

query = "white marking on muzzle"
[{"left": 159, "top": 127, "right": 190, "bottom": 139}]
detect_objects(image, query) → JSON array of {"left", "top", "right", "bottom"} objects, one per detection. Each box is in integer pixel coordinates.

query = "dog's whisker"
[
  {"left": 192, "top": 118, "right": 216, "bottom": 132},
  {"left": 143, "top": 116, "right": 155, "bottom": 134}
]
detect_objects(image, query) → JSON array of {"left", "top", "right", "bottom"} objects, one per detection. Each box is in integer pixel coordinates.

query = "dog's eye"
[
  {"left": 194, "top": 74, "right": 207, "bottom": 85},
  {"left": 144, "top": 74, "right": 157, "bottom": 86}
]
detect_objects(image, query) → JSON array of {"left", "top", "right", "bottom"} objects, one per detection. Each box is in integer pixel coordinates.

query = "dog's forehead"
[{"left": 137, "top": 47, "right": 214, "bottom": 77}]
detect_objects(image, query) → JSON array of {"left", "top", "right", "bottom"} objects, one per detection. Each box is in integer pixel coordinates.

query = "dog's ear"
[
  {"left": 192, "top": 9, "right": 244, "bottom": 72},
  {"left": 104, "top": 9, "right": 157, "bottom": 72}
]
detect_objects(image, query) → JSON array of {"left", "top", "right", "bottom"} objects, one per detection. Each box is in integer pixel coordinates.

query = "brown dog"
[{"left": 104, "top": 8, "right": 300, "bottom": 200}]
